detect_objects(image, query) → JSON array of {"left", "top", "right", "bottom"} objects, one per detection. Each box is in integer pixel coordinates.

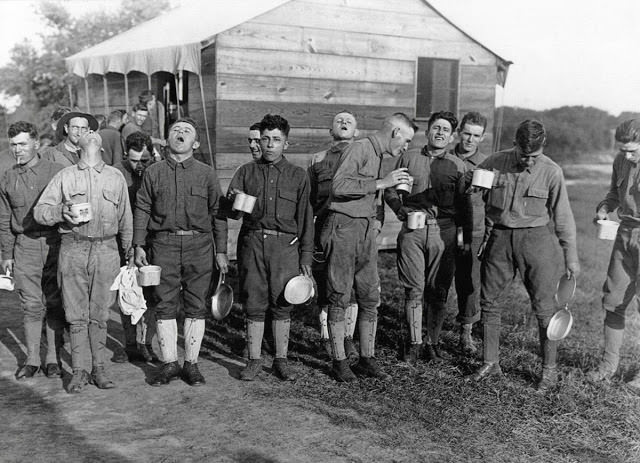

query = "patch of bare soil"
[{"left": 0, "top": 289, "right": 424, "bottom": 463}]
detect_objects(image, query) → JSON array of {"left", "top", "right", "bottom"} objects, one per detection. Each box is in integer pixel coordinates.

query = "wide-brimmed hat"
[{"left": 56, "top": 112, "right": 99, "bottom": 140}]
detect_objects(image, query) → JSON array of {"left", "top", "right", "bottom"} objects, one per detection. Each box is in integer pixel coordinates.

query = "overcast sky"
[{"left": 0, "top": 0, "right": 638, "bottom": 115}]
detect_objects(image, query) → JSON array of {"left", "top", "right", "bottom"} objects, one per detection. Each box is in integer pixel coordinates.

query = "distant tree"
[
  {"left": 498, "top": 105, "right": 618, "bottom": 162},
  {"left": 0, "top": 0, "right": 169, "bottom": 131}
]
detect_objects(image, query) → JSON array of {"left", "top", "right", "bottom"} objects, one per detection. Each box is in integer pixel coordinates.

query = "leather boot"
[
  {"left": 355, "top": 356, "right": 391, "bottom": 381},
  {"left": 626, "top": 370, "right": 640, "bottom": 392},
  {"left": 405, "top": 343, "right": 422, "bottom": 366},
  {"left": 240, "top": 359, "right": 263, "bottom": 381},
  {"left": 468, "top": 323, "right": 501, "bottom": 381},
  {"left": 424, "top": 343, "right": 445, "bottom": 363},
  {"left": 90, "top": 366, "right": 116, "bottom": 389},
  {"left": 587, "top": 325, "right": 624, "bottom": 382},
  {"left": 426, "top": 299, "right": 446, "bottom": 348},
  {"left": 405, "top": 299, "right": 423, "bottom": 345},
  {"left": 150, "top": 361, "right": 182, "bottom": 386},
  {"left": 328, "top": 317, "right": 347, "bottom": 360},
  {"left": 331, "top": 359, "right": 357, "bottom": 382},
  {"left": 182, "top": 361, "right": 205, "bottom": 386},
  {"left": 537, "top": 325, "right": 558, "bottom": 392},
  {"left": 273, "top": 358, "right": 296, "bottom": 381},
  {"left": 67, "top": 369, "right": 90, "bottom": 393},
  {"left": 460, "top": 323, "right": 477, "bottom": 354}
]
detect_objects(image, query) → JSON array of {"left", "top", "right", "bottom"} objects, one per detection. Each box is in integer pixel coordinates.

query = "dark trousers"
[
  {"left": 321, "top": 212, "right": 379, "bottom": 322},
  {"left": 455, "top": 234, "right": 484, "bottom": 324},
  {"left": 602, "top": 226, "right": 640, "bottom": 322},
  {"left": 239, "top": 230, "right": 299, "bottom": 321},
  {"left": 397, "top": 219, "right": 456, "bottom": 308},
  {"left": 480, "top": 226, "right": 560, "bottom": 329},
  {"left": 149, "top": 232, "right": 213, "bottom": 320}
]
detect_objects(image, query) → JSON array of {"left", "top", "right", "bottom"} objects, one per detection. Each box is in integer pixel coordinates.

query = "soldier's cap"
[{"left": 56, "top": 112, "right": 99, "bottom": 140}]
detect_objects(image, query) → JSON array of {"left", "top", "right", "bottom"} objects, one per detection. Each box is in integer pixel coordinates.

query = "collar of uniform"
[
  {"left": 62, "top": 140, "right": 80, "bottom": 154},
  {"left": 368, "top": 133, "right": 386, "bottom": 158},
  {"left": 166, "top": 155, "right": 195, "bottom": 169},
  {"left": 454, "top": 144, "right": 482, "bottom": 165},
  {"left": 328, "top": 141, "right": 350, "bottom": 154},
  {"left": 258, "top": 156, "right": 288, "bottom": 171},
  {"left": 16, "top": 156, "right": 41, "bottom": 175},
  {"left": 77, "top": 159, "right": 106, "bottom": 172},
  {"left": 421, "top": 145, "right": 447, "bottom": 159}
]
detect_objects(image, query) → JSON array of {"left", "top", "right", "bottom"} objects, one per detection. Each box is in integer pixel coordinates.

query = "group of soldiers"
[{"left": 3, "top": 105, "right": 640, "bottom": 393}]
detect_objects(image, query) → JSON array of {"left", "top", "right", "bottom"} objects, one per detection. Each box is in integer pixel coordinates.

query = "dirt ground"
[{"left": 0, "top": 289, "right": 417, "bottom": 463}]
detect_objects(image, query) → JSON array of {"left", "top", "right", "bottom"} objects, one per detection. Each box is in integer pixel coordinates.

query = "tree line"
[{"left": 496, "top": 106, "right": 640, "bottom": 162}]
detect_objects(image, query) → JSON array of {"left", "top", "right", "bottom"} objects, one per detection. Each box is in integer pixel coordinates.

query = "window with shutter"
[{"left": 415, "top": 58, "right": 459, "bottom": 120}]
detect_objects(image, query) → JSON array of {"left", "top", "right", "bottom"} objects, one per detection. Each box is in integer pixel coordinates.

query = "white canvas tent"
[{"left": 65, "top": 0, "right": 290, "bottom": 163}]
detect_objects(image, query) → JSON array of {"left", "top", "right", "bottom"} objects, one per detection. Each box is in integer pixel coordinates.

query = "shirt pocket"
[
  {"left": 523, "top": 186, "right": 549, "bottom": 218},
  {"left": 101, "top": 189, "right": 120, "bottom": 226},
  {"left": 276, "top": 188, "right": 297, "bottom": 220},
  {"left": 487, "top": 175, "right": 508, "bottom": 211},
  {"left": 187, "top": 185, "right": 209, "bottom": 224}
]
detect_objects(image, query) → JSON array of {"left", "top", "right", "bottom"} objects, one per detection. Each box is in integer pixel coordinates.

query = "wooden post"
[
  {"left": 103, "top": 75, "right": 110, "bottom": 115},
  {"left": 198, "top": 73, "right": 214, "bottom": 166},
  {"left": 84, "top": 78, "right": 91, "bottom": 113}
]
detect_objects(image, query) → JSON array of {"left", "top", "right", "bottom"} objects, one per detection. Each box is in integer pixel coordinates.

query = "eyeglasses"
[{"left": 68, "top": 125, "right": 89, "bottom": 133}]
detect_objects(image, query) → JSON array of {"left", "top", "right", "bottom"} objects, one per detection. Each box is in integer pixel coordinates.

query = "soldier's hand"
[
  {"left": 595, "top": 207, "right": 608, "bottom": 222},
  {"left": 62, "top": 202, "right": 82, "bottom": 225},
  {"left": 396, "top": 206, "right": 410, "bottom": 221},
  {"left": 567, "top": 261, "right": 581, "bottom": 279},
  {"left": 300, "top": 264, "right": 312, "bottom": 277},
  {"left": 125, "top": 247, "right": 135, "bottom": 268},
  {"left": 477, "top": 240, "right": 488, "bottom": 261},
  {"left": 215, "top": 253, "right": 229, "bottom": 274},
  {"left": 0, "top": 259, "right": 14, "bottom": 275},
  {"left": 134, "top": 246, "right": 148, "bottom": 267},
  {"left": 378, "top": 168, "right": 410, "bottom": 190}
]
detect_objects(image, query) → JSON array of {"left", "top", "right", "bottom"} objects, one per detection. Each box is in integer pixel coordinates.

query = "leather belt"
[
  {"left": 70, "top": 233, "right": 116, "bottom": 242},
  {"left": 253, "top": 229, "right": 294, "bottom": 237},
  {"left": 156, "top": 230, "right": 202, "bottom": 236}
]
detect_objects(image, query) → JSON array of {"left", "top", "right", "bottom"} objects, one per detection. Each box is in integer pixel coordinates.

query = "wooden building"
[{"left": 66, "top": 0, "right": 511, "bottom": 254}]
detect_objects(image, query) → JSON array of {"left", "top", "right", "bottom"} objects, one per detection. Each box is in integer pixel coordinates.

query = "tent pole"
[
  {"left": 147, "top": 74, "right": 152, "bottom": 90},
  {"left": 103, "top": 75, "right": 110, "bottom": 115},
  {"left": 174, "top": 73, "right": 181, "bottom": 118},
  {"left": 124, "top": 74, "right": 130, "bottom": 112},
  {"left": 67, "top": 83, "right": 73, "bottom": 107},
  {"left": 198, "top": 73, "right": 214, "bottom": 166},
  {"left": 84, "top": 78, "right": 91, "bottom": 113}
]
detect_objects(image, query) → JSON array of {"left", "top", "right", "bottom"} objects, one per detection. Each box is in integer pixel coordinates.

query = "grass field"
[{"left": 204, "top": 174, "right": 640, "bottom": 462}]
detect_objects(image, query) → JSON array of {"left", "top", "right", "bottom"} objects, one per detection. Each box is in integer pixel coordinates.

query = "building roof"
[
  {"left": 66, "top": 0, "right": 290, "bottom": 77},
  {"left": 66, "top": 0, "right": 511, "bottom": 85}
]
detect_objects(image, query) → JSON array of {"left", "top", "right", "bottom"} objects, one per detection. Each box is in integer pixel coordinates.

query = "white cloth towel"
[{"left": 110, "top": 266, "right": 147, "bottom": 324}]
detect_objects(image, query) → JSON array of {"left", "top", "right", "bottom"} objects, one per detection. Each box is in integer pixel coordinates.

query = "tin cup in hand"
[
  {"left": 396, "top": 175, "right": 414, "bottom": 193},
  {"left": 232, "top": 192, "right": 257, "bottom": 213},
  {"left": 471, "top": 169, "right": 495, "bottom": 189},
  {"left": 407, "top": 211, "right": 426, "bottom": 230},
  {"left": 70, "top": 202, "right": 93, "bottom": 222}
]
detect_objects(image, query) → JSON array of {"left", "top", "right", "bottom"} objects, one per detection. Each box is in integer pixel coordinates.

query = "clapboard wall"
[{"left": 212, "top": 0, "right": 499, "bottom": 194}]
